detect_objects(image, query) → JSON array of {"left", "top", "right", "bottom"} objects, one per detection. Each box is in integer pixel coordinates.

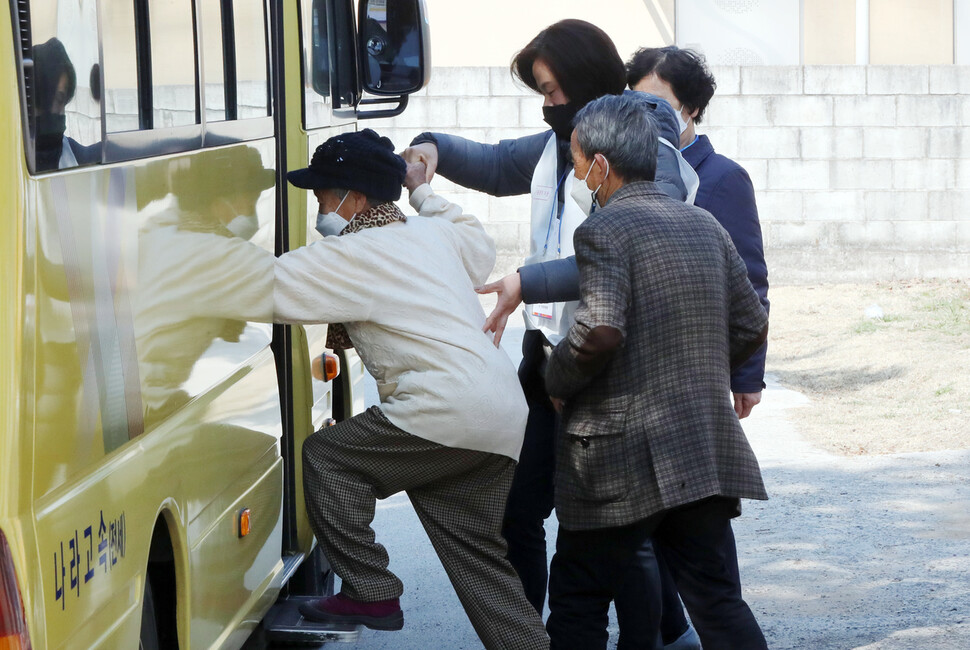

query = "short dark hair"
[
  {"left": 511, "top": 19, "right": 626, "bottom": 108},
  {"left": 626, "top": 46, "right": 716, "bottom": 124}
]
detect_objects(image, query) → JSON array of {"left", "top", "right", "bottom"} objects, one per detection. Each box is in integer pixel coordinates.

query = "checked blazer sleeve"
[{"left": 545, "top": 218, "right": 630, "bottom": 399}]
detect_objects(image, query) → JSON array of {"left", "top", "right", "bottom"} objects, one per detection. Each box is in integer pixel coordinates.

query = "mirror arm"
[{"left": 355, "top": 94, "right": 410, "bottom": 120}]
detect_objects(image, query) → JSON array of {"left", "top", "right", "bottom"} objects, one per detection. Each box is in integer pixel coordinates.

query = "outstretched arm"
[
  {"left": 404, "top": 131, "right": 550, "bottom": 197},
  {"left": 477, "top": 258, "right": 582, "bottom": 347}
]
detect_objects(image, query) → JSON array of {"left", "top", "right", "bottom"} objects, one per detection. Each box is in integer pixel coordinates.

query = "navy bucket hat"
[{"left": 287, "top": 128, "right": 407, "bottom": 202}]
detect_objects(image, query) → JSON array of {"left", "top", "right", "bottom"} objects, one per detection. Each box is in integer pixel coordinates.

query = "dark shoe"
[{"left": 299, "top": 593, "right": 404, "bottom": 631}]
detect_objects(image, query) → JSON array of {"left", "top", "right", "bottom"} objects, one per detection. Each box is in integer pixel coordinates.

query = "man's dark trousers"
[
  {"left": 549, "top": 497, "right": 767, "bottom": 649},
  {"left": 656, "top": 546, "right": 691, "bottom": 644},
  {"left": 651, "top": 497, "right": 768, "bottom": 650},
  {"left": 547, "top": 517, "right": 663, "bottom": 649}
]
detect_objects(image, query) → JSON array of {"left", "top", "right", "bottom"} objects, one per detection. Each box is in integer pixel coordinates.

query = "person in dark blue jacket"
[
  {"left": 626, "top": 45, "right": 770, "bottom": 650},
  {"left": 403, "top": 20, "right": 696, "bottom": 620},
  {"left": 628, "top": 45, "right": 769, "bottom": 418}
]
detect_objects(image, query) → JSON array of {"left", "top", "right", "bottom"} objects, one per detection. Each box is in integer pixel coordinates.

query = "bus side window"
[
  {"left": 102, "top": 0, "right": 198, "bottom": 134},
  {"left": 21, "top": 0, "right": 102, "bottom": 172},
  {"left": 201, "top": 1, "right": 227, "bottom": 122},
  {"left": 204, "top": 0, "right": 271, "bottom": 123},
  {"left": 147, "top": 0, "right": 199, "bottom": 128},
  {"left": 301, "top": 0, "right": 333, "bottom": 130},
  {"left": 101, "top": 2, "right": 141, "bottom": 133},
  {"left": 231, "top": 0, "right": 271, "bottom": 119}
]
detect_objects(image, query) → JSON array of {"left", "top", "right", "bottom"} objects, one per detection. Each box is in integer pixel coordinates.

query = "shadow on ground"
[
  {"left": 304, "top": 334, "right": 970, "bottom": 650},
  {"left": 735, "top": 452, "right": 970, "bottom": 650},
  {"left": 773, "top": 364, "right": 908, "bottom": 393}
]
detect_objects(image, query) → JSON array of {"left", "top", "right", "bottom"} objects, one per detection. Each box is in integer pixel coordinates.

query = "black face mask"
[
  {"left": 542, "top": 103, "right": 580, "bottom": 141},
  {"left": 35, "top": 113, "right": 67, "bottom": 171}
]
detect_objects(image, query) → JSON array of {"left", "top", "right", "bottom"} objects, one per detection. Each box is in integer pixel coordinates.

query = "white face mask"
[
  {"left": 315, "top": 211, "right": 347, "bottom": 237},
  {"left": 226, "top": 214, "right": 259, "bottom": 240},
  {"left": 569, "top": 157, "right": 609, "bottom": 217},
  {"left": 314, "top": 192, "right": 351, "bottom": 237},
  {"left": 674, "top": 106, "right": 690, "bottom": 135}
]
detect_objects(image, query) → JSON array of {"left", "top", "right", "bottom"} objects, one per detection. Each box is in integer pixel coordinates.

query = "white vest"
[{"left": 522, "top": 135, "right": 585, "bottom": 344}]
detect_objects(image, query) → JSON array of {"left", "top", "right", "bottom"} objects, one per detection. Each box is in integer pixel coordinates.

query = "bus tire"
[{"left": 139, "top": 577, "right": 161, "bottom": 650}]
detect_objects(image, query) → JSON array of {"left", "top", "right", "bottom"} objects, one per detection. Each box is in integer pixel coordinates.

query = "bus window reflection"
[{"left": 32, "top": 38, "right": 99, "bottom": 171}]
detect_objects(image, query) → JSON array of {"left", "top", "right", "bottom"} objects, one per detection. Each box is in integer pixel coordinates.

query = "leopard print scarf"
[{"left": 325, "top": 202, "right": 407, "bottom": 350}]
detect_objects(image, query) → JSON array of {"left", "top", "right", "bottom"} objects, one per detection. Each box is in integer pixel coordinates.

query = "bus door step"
[{"left": 264, "top": 596, "right": 361, "bottom": 645}]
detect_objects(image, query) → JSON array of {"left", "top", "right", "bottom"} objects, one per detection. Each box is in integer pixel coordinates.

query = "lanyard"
[{"left": 542, "top": 168, "right": 570, "bottom": 257}]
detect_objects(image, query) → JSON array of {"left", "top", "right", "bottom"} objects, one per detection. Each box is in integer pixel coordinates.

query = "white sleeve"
[
  {"left": 272, "top": 238, "right": 375, "bottom": 325},
  {"left": 409, "top": 184, "right": 496, "bottom": 286},
  {"left": 180, "top": 236, "right": 275, "bottom": 323}
]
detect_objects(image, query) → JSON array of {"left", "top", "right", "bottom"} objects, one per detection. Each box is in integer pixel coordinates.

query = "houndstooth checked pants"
[{"left": 302, "top": 406, "right": 549, "bottom": 650}]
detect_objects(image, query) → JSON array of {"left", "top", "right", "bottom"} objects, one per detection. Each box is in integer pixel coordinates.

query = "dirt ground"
[{"left": 768, "top": 280, "right": 970, "bottom": 456}]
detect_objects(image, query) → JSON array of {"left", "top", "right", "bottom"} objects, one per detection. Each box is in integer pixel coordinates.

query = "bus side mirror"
[{"left": 355, "top": 0, "right": 431, "bottom": 119}]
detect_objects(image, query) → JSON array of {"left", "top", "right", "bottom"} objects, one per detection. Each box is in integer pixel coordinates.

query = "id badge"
[{"left": 530, "top": 303, "right": 555, "bottom": 320}]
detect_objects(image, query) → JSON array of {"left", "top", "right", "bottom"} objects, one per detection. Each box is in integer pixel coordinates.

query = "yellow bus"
[{"left": 0, "top": 1, "right": 429, "bottom": 647}]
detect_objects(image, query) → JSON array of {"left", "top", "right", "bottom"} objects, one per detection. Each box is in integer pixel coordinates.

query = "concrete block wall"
[{"left": 372, "top": 65, "right": 970, "bottom": 283}]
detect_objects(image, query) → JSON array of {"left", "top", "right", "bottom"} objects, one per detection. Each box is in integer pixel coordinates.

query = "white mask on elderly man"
[
  {"left": 314, "top": 191, "right": 352, "bottom": 237},
  {"left": 569, "top": 157, "right": 610, "bottom": 217}
]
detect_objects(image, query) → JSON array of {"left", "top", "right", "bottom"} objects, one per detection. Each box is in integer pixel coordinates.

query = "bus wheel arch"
[{"left": 143, "top": 513, "right": 181, "bottom": 649}]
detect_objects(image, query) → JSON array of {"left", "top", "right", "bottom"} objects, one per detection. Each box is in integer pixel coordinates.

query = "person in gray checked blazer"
[{"left": 544, "top": 93, "right": 770, "bottom": 649}]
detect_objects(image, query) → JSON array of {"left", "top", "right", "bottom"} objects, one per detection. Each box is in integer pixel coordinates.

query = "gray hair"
[{"left": 573, "top": 93, "right": 659, "bottom": 182}]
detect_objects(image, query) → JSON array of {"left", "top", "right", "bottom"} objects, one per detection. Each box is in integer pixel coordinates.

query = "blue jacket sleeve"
[
  {"left": 708, "top": 167, "right": 769, "bottom": 393},
  {"left": 519, "top": 257, "right": 581, "bottom": 304},
  {"left": 519, "top": 149, "right": 690, "bottom": 306},
  {"left": 410, "top": 131, "right": 551, "bottom": 197}
]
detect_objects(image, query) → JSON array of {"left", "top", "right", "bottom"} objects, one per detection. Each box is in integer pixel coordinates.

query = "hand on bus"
[
  {"left": 476, "top": 272, "right": 523, "bottom": 348},
  {"left": 404, "top": 161, "right": 428, "bottom": 194},
  {"left": 401, "top": 143, "right": 438, "bottom": 183}
]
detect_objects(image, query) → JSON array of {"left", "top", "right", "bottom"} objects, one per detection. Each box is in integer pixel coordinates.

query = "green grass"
[
  {"left": 909, "top": 291, "right": 970, "bottom": 336},
  {"left": 852, "top": 320, "right": 878, "bottom": 334},
  {"left": 850, "top": 313, "right": 906, "bottom": 335}
]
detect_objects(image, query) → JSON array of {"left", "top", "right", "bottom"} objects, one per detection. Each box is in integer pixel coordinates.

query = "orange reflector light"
[
  {"left": 238, "top": 509, "right": 251, "bottom": 538},
  {"left": 0, "top": 635, "right": 29, "bottom": 650},
  {"left": 323, "top": 354, "right": 340, "bottom": 382},
  {"left": 311, "top": 353, "right": 341, "bottom": 382},
  {"left": 0, "top": 634, "right": 29, "bottom": 650}
]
